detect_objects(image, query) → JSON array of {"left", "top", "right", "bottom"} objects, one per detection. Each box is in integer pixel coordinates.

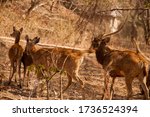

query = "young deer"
[
  {"left": 90, "top": 34, "right": 149, "bottom": 100},
  {"left": 8, "top": 26, "right": 23, "bottom": 88},
  {"left": 21, "top": 42, "right": 33, "bottom": 87},
  {"left": 25, "top": 35, "right": 92, "bottom": 98}
]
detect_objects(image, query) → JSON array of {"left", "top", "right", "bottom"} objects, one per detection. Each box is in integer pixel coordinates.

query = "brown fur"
[
  {"left": 8, "top": 26, "right": 23, "bottom": 87},
  {"left": 132, "top": 39, "right": 150, "bottom": 94},
  {"left": 21, "top": 43, "right": 33, "bottom": 87},
  {"left": 90, "top": 36, "right": 149, "bottom": 100},
  {"left": 25, "top": 35, "right": 92, "bottom": 97}
]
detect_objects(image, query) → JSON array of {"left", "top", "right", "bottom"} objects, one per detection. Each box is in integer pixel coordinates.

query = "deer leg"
[
  {"left": 46, "top": 78, "right": 50, "bottom": 100},
  {"left": 140, "top": 81, "right": 149, "bottom": 100},
  {"left": 102, "top": 62, "right": 114, "bottom": 100},
  {"left": 77, "top": 76, "right": 84, "bottom": 86},
  {"left": 8, "top": 62, "right": 16, "bottom": 85},
  {"left": 8, "top": 67, "right": 13, "bottom": 85},
  {"left": 146, "top": 69, "right": 150, "bottom": 96},
  {"left": 14, "top": 74, "right": 17, "bottom": 83},
  {"left": 24, "top": 66, "right": 30, "bottom": 87},
  {"left": 26, "top": 70, "right": 30, "bottom": 87},
  {"left": 74, "top": 75, "right": 84, "bottom": 89},
  {"left": 102, "top": 71, "right": 111, "bottom": 100},
  {"left": 32, "top": 80, "right": 38, "bottom": 98},
  {"left": 18, "top": 60, "right": 22, "bottom": 88},
  {"left": 14, "top": 62, "right": 17, "bottom": 83},
  {"left": 72, "top": 71, "right": 84, "bottom": 87},
  {"left": 62, "top": 73, "right": 72, "bottom": 93},
  {"left": 23, "top": 65, "right": 26, "bottom": 86},
  {"left": 110, "top": 77, "right": 116, "bottom": 99},
  {"left": 138, "top": 75, "right": 149, "bottom": 100},
  {"left": 39, "top": 78, "right": 45, "bottom": 97},
  {"left": 32, "top": 71, "right": 42, "bottom": 97},
  {"left": 125, "top": 77, "right": 133, "bottom": 100},
  {"left": 139, "top": 67, "right": 150, "bottom": 96}
]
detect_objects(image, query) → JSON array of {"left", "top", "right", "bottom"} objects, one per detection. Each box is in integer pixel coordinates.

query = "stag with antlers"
[{"left": 90, "top": 22, "right": 149, "bottom": 100}]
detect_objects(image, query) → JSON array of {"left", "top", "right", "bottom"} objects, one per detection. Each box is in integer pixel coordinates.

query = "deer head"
[
  {"left": 25, "top": 35, "right": 40, "bottom": 55},
  {"left": 90, "top": 34, "right": 111, "bottom": 50},
  {"left": 10, "top": 26, "right": 23, "bottom": 44},
  {"left": 90, "top": 16, "right": 128, "bottom": 50}
]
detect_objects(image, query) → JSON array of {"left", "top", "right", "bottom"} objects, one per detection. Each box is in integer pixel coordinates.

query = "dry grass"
[{"left": 0, "top": 0, "right": 93, "bottom": 48}]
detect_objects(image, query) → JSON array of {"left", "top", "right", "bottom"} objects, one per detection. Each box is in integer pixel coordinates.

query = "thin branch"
[
  {"left": 25, "top": 0, "right": 46, "bottom": 17},
  {"left": 98, "top": 8, "right": 149, "bottom": 13}
]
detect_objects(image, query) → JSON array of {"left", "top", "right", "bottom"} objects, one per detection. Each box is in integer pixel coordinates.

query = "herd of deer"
[{"left": 7, "top": 26, "right": 150, "bottom": 100}]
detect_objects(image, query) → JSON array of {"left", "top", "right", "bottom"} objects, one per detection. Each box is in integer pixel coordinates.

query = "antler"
[
  {"left": 132, "top": 38, "right": 150, "bottom": 63},
  {"left": 103, "top": 15, "right": 128, "bottom": 38}
]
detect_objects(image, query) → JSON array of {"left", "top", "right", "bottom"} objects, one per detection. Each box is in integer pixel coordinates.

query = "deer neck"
[
  {"left": 29, "top": 47, "right": 37, "bottom": 60},
  {"left": 14, "top": 35, "right": 21, "bottom": 44},
  {"left": 96, "top": 44, "right": 110, "bottom": 65}
]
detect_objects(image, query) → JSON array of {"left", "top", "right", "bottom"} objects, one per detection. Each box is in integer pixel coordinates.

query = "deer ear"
[
  {"left": 25, "top": 35, "right": 29, "bottom": 42},
  {"left": 13, "top": 26, "right": 16, "bottom": 31},
  {"left": 93, "top": 37, "right": 100, "bottom": 42},
  {"left": 103, "top": 37, "right": 110, "bottom": 43},
  {"left": 20, "top": 27, "right": 23, "bottom": 33},
  {"left": 33, "top": 37, "right": 40, "bottom": 44}
]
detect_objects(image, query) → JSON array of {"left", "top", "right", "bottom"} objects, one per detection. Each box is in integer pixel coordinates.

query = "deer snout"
[
  {"left": 25, "top": 48, "right": 30, "bottom": 55},
  {"left": 26, "top": 50, "right": 30, "bottom": 55},
  {"left": 89, "top": 44, "right": 98, "bottom": 51}
]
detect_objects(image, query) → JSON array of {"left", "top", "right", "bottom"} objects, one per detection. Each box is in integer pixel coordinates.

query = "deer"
[
  {"left": 21, "top": 42, "right": 33, "bottom": 87},
  {"left": 25, "top": 35, "right": 93, "bottom": 99},
  {"left": 89, "top": 24, "right": 150, "bottom": 100},
  {"left": 8, "top": 26, "right": 24, "bottom": 88},
  {"left": 90, "top": 35, "right": 150, "bottom": 100}
]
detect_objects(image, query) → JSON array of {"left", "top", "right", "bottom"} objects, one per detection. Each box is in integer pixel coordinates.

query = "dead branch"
[
  {"left": 98, "top": 8, "right": 149, "bottom": 13},
  {"left": 25, "top": 0, "right": 46, "bottom": 17}
]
